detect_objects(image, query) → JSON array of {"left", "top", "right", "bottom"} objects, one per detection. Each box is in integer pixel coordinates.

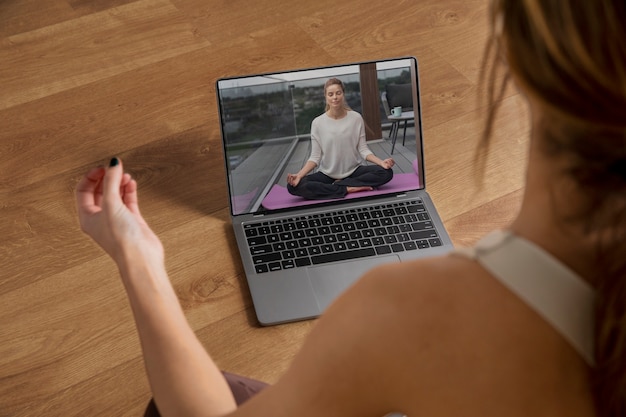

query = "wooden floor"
[{"left": 0, "top": 1, "right": 530, "bottom": 415}]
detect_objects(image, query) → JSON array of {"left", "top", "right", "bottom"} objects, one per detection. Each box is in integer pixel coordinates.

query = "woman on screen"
[{"left": 286, "top": 78, "right": 395, "bottom": 200}]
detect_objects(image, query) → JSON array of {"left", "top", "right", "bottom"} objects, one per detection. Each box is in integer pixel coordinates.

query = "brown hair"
[
  {"left": 323, "top": 78, "right": 351, "bottom": 112},
  {"left": 482, "top": 1, "right": 626, "bottom": 415}
]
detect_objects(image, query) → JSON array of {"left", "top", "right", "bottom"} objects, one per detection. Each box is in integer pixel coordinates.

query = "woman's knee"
[
  {"left": 287, "top": 183, "right": 299, "bottom": 196},
  {"left": 379, "top": 167, "right": 393, "bottom": 183}
]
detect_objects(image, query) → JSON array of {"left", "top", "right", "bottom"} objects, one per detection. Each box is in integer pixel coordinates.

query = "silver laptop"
[{"left": 216, "top": 57, "right": 453, "bottom": 325}]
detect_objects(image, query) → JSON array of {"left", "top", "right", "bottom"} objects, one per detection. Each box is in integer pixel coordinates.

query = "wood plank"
[
  {"left": 0, "top": 0, "right": 210, "bottom": 111},
  {"left": 0, "top": 0, "right": 76, "bottom": 37},
  {"left": 424, "top": 93, "right": 530, "bottom": 222}
]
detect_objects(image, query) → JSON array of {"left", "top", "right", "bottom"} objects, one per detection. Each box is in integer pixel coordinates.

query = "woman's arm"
[
  {"left": 287, "top": 160, "right": 317, "bottom": 187},
  {"left": 77, "top": 159, "right": 472, "bottom": 417},
  {"left": 75, "top": 159, "right": 406, "bottom": 417},
  {"left": 353, "top": 114, "right": 394, "bottom": 170},
  {"left": 76, "top": 159, "right": 236, "bottom": 417},
  {"left": 117, "top": 253, "right": 236, "bottom": 417}
]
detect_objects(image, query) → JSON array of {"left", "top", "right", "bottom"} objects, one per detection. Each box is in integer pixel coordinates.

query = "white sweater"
[{"left": 308, "top": 111, "right": 373, "bottom": 179}]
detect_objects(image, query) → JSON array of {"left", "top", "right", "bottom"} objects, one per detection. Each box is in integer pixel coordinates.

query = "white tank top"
[{"left": 454, "top": 230, "right": 595, "bottom": 365}]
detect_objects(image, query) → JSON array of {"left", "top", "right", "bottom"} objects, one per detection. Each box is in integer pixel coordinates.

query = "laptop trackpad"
[{"left": 307, "top": 255, "right": 400, "bottom": 311}]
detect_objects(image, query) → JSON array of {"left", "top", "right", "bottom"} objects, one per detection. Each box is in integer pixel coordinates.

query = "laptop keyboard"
[{"left": 244, "top": 199, "right": 442, "bottom": 274}]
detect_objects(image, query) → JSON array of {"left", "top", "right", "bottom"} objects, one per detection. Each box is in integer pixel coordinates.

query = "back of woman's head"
[{"left": 486, "top": 1, "right": 626, "bottom": 415}]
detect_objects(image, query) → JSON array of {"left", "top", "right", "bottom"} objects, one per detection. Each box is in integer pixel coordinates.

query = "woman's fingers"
[
  {"left": 102, "top": 158, "right": 124, "bottom": 207},
  {"left": 122, "top": 178, "right": 141, "bottom": 216},
  {"left": 76, "top": 167, "right": 106, "bottom": 215}
]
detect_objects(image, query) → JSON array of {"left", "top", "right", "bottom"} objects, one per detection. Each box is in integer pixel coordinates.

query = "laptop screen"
[{"left": 216, "top": 57, "right": 425, "bottom": 216}]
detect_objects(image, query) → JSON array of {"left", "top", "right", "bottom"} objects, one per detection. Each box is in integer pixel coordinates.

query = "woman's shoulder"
[
  {"left": 330, "top": 252, "right": 589, "bottom": 362},
  {"left": 343, "top": 255, "right": 491, "bottom": 320},
  {"left": 321, "top": 255, "right": 501, "bottom": 349},
  {"left": 321, "top": 254, "right": 594, "bottom": 412},
  {"left": 311, "top": 112, "right": 331, "bottom": 127},
  {"left": 346, "top": 110, "right": 363, "bottom": 120}
]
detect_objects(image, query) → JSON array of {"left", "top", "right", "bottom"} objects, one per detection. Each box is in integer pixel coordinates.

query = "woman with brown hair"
[{"left": 75, "top": 1, "right": 625, "bottom": 415}]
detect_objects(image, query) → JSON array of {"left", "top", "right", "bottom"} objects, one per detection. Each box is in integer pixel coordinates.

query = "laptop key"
[
  {"left": 255, "top": 264, "right": 269, "bottom": 274},
  {"left": 359, "top": 238, "right": 373, "bottom": 247},
  {"left": 407, "top": 204, "right": 421, "bottom": 213},
  {"left": 347, "top": 241, "right": 360, "bottom": 249},
  {"left": 375, "top": 245, "right": 392, "bottom": 255},
  {"left": 250, "top": 244, "right": 273, "bottom": 255},
  {"left": 412, "top": 221, "right": 434, "bottom": 230},
  {"left": 334, "top": 215, "right": 347, "bottom": 224},
  {"left": 273, "top": 242, "right": 286, "bottom": 251},
  {"left": 349, "top": 231, "right": 362, "bottom": 239},
  {"left": 308, "top": 246, "right": 322, "bottom": 255},
  {"left": 330, "top": 225, "right": 343, "bottom": 233},
  {"left": 324, "top": 235, "right": 338, "bottom": 243},
  {"left": 247, "top": 236, "right": 267, "bottom": 246},
  {"left": 253, "top": 253, "right": 281, "bottom": 264},
  {"left": 385, "top": 235, "right": 398, "bottom": 244},
  {"left": 368, "top": 219, "right": 381, "bottom": 227},
  {"left": 398, "top": 233, "right": 410, "bottom": 242},
  {"left": 270, "top": 224, "right": 284, "bottom": 233},
  {"left": 268, "top": 262, "right": 282, "bottom": 271},
  {"left": 295, "top": 257, "right": 312, "bottom": 267},
  {"left": 321, "top": 244, "right": 334, "bottom": 253},
  {"left": 409, "top": 230, "right": 438, "bottom": 240},
  {"left": 311, "top": 248, "right": 376, "bottom": 265},
  {"left": 334, "top": 242, "right": 348, "bottom": 251},
  {"left": 417, "top": 240, "right": 430, "bottom": 249},
  {"left": 391, "top": 243, "right": 405, "bottom": 252},
  {"left": 404, "top": 241, "right": 418, "bottom": 251},
  {"left": 282, "top": 260, "right": 295, "bottom": 269}
]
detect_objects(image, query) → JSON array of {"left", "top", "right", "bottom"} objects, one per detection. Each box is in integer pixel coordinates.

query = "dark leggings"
[
  {"left": 287, "top": 165, "right": 393, "bottom": 200},
  {"left": 143, "top": 372, "right": 269, "bottom": 416}
]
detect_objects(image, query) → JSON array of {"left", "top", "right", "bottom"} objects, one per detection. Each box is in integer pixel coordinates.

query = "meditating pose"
[
  {"left": 286, "top": 78, "right": 395, "bottom": 200},
  {"left": 75, "top": 1, "right": 626, "bottom": 416}
]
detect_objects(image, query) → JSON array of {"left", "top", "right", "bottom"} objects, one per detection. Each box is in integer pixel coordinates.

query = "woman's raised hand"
[
  {"left": 287, "top": 173, "right": 301, "bottom": 187},
  {"left": 381, "top": 158, "right": 395, "bottom": 170},
  {"left": 76, "top": 158, "right": 164, "bottom": 266}
]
